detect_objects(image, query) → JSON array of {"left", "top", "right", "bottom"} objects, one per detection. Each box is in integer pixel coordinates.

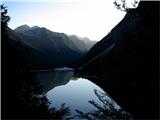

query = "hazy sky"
[{"left": 3, "top": 0, "right": 126, "bottom": 41}]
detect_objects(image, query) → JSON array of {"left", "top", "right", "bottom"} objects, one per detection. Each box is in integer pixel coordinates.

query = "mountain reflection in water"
[
  {"left": 36, "top": 70, "right": 125, "bottom": 118},
  {"left": 36, "top": 70, "right": 74, "bottom": 93}
]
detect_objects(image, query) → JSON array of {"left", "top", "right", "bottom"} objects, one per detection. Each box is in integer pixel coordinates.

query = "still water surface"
[{"left": 36, "top": 69, "right": 120, "bottom": 116}]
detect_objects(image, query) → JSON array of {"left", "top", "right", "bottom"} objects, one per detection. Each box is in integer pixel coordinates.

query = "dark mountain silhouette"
[
  {"left": 2, "top": 5, "right": 73, "bottom": 119},
  {"left": 78, "top": 1, "right": 159, "bottom": 119},
  {"left": 12, "top": 25, "right": 96, "bottom": 68}
]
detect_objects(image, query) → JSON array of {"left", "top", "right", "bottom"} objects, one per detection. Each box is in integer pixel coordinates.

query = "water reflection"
[
  {"left": 47, "top": 77, "right": 107, "bottom": 116},
  {"left": 36, "top": 70, "right": 123, "bottom": 117},
  {"left": 36, "top": 70, "right": 74, "bottom": 93}
]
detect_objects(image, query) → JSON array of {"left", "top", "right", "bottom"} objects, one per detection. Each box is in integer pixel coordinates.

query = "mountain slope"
[
  {"left": 14, "top": 26, "right": 96, "bottom": 68},
  {"left": 79, "top": 1, "right": 159, "bottom": 119}
]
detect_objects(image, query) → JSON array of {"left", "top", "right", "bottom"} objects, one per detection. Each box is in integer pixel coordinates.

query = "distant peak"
[
  {"left": 14, "top": 24, "right": 30, "bottom": 32},
  {"left": 31, "top": 25, "right": 40, "bottom": 29},
  {"left": 21, "top": 24, "right": 30, "bottom": 27},
  {"left": 17, "top": 24, "right": 30, "bottom": 29}
]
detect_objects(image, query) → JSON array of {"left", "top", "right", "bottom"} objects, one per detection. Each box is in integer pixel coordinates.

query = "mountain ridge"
[{"left": 14, "top": 25, "right": 96, "bottom": 68}]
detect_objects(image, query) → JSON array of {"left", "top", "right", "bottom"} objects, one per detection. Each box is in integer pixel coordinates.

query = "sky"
[{"left": 2, "top": 0, "right": 126, "bottom": 41}]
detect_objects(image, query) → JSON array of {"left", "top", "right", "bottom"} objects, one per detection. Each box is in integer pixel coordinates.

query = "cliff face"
[{"left": 80, "top": 1, "right": 159, "bottom": 118}]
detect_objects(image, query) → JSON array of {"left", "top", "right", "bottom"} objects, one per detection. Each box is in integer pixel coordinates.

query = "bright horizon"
[{"left": 3, "top": 0, "right": 126, "bottom": 41}]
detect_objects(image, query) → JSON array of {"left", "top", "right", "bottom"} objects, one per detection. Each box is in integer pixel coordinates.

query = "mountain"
[
  {"left": 78, "top": 1, "right": 159, "bottom": 119},
  {"left": 14, "top": 25, "right": 96, "bottom": 68},
  {"left": 68, "top": 35, "right": 96, "bottom": 53},
  {"left": 4, "top": 27, "right": 31, "bottom": 53},
  {"left": 14, "top": 24, "right": 30, "bottom": 33}
]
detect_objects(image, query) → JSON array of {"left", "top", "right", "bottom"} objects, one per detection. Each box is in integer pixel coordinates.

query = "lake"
[{"left": 36, "top": 68, "right": 123, "bottom": 118}]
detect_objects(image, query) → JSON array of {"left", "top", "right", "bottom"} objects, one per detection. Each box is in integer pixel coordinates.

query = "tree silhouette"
[
  {"left": 113, "top": 0, "right": 140, "bottom": 12},
  {"left": 1, "top": 5, "right": 10, "bottom": 22},
  {"left": 1, "top": 4, "right": 10, "bottom": 31},
  {"left": 50, "top": 103, "right": 73, "bottom": 119},
  {"left": 76, "top": 89, "right": 133, "bottom": 119}
]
